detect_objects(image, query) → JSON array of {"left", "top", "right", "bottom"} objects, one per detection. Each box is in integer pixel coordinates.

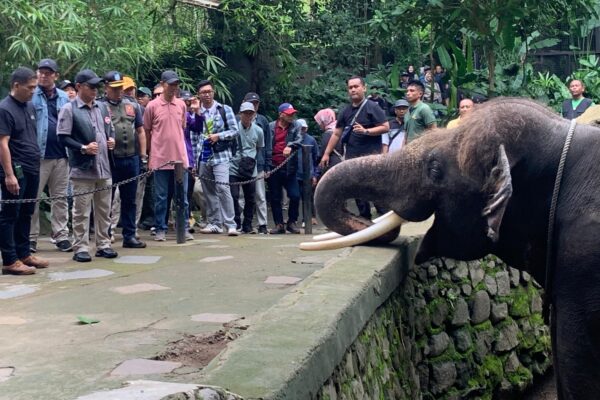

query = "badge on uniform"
[{"left": 125, "top": 104, "right": 135, "bottom": 117}]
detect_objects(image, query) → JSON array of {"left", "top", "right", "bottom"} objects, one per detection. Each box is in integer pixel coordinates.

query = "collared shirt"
[
  {"left": 143, "top": 95, "right": 188, "bottom": 170},
  {"left": 198, "top": 101, "right": 238, "bottom": 166},
  {"left": 0, "top": 95, "right": 40, "bottom": 176},
  {"left": 57, "top": 97, "right": 112, "bottom": 179}
]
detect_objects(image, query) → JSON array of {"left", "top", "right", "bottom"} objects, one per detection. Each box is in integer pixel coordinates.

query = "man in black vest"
[
  {"left": 100, "top": 71, "right": 147, "bottom": 248},
  {"left": 562, "top": 79, "right": 593, "bottom": 120},
  {"left": 57, "top": 69, "right": 118, "bottom": 262},
  {"left": 0, "top": 67, "right": 50, "bottom": 275}
]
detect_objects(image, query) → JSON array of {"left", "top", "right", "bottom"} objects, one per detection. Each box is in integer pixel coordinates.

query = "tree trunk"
[{"left": 487, "top": 49, "right": 496, "bottom": 94}]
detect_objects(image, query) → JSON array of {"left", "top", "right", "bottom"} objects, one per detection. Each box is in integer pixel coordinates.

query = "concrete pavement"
[{"left": 0, "top": 220, "right": 431, "bottom": 400}]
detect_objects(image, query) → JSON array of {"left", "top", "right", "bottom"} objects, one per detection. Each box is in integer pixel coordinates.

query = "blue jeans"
[
  {"left": 112, "top": 156, "right": 139, "bottom": 241},
  {"left": 0, "top": 171, "right": 39, "bottom": 265},
  {"left": 153, "top": 169, "right": 189, "bottom": 233},
  {"left": 268, "top": 168, "right": 299, "bottom": 225}
]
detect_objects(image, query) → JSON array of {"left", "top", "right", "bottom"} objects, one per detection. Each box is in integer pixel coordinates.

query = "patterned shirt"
[{"left": 199, "top": 101, "right": 238, "bottom": 165}]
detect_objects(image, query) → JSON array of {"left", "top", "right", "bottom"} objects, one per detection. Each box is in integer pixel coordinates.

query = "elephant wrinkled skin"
[{"left": 313, "top": 98, "right": 600, "bottom": 400}]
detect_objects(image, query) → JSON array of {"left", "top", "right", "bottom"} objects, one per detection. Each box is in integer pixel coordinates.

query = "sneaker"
[
  {"left": 150, "top": 227, "right": 156, "bottom": 236},
  {"left": 258, "top": 225, "right": 268, "bottom": 235},
  {"left": 55, "top": 240, "right": 73, "bottom": 252},
  {"left": 270, "top": 224, "right": 286, "bottom": 234},
  {"left": 200, "top": 224, "right": 223, "bottom": 234},
  {"left": 242, "top": 226, "right": 255, "bottom": 234},
  {"left": 185, "top": 231, "right": 194, "bottom": 241},
  {"left": 154, "top": 231, "right": 166, "bottom": 241},
  {"left": 286, "top": 222, "right": 301, "bottom": 234},
  {"left": 20, "top": 255, "right": 49, "bottom": 269},
  {"left": 228, "top": 227, "right": 240, "bottom": 236},
  {"left": 30, "top": 241, "right": 37, "bottom": 253}
]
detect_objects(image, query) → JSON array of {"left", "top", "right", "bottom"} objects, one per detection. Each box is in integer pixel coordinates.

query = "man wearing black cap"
[
  {"left": 242, "top": 92, "right": 271, "bottom": 234},
  {"left": 57, "top": 68, "right": 118, "bottom": 262},
  {"left": 0, "top": 67, "right": 50, "bottom": 275},
  {"left": 58, "top": 80, "right": 77, "bottom": 100},
  {"left": 30, "top": 58, "right": 73, "bottom": 254},
  {"left": 143, "top": 70, "right": 192, "bottom": 241},
  {"left": 99, "top": 71, "right": 147, "bottom": 248}
]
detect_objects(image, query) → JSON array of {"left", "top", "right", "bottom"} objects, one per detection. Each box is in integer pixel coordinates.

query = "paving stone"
[
  {"left": 0, "top": 285, "right": 38, "bottom": 299},
  {"left": 0, "top": 316, "right": 27, "bottom": 325},
  {"left": 41, "top": 257, "right": 71, "bottom": 264},
  {"left": 0, "top": 367, "right": 14, "bottom": 383},
  {"left": 247, "top": 236, "right": 281, "bottom": 240},
  {"left": 115, "top": 256, "right": 162, "bottom": 264},
  {"left": 205, "top": 245, "right": 230, "bottom": 249},
  {"left": 190, "top": 313, "right": 239, "bottom": 323},
  {"left": 110, "top": 359, "right": 182, "bottom": 376},
  {"left": 111, "top": 283, "right": 170, "bottom": 295},
  {"left": 264, "top": 276, "right": 302, "bottom": 285},
  {"left": 48, "top": 269, "right": 114, "bottom": 281},
  {"left": 76, "top": 380, "right": 199, "bottom": 400},
  {"left": 199, "top": 256, "right": 234, "bottom": 263},
  {"left": 275, "top": 244, "right": 299, "bottom": 248}
]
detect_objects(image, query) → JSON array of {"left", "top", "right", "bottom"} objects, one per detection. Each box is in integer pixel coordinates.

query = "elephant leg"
[{"left": 553, "top": 299, "right": 600, "bottom": 400}]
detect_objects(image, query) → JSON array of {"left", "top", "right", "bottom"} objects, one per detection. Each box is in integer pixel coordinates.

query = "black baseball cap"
[
  {"left": 161, "top": 70, "right": 180, "bottom": 84},
  {"left": 179, "top": 90, "right": 193, "bottom": 100},
  {"left": 103, "top": 71, "right": 124, "bottom": 87},
  {"left": 75, "top": 69, "right": 103, "bottom": 87},
  {"left": 58, "top": 80, "right": 75, "bottom": 90},
  {"left": 243, "top": 92, "right": 260, "bottom": 102},
  {"left": 37, "top": 58, "right": 58, "bottom": 72}
]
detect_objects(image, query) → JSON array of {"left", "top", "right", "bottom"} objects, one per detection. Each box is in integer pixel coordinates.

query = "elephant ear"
[{"left": 482, "top": 145, "right": 513, "bottom": 242}]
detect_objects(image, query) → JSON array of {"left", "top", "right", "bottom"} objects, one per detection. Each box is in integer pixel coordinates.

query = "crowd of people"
[{"left": 0, "top": 59, "right": 591, "bottom": 276}]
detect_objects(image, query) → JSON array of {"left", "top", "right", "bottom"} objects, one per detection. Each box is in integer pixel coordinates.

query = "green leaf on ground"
[{"left": 77, "top": 316, "right": 100, "bottom": 325}]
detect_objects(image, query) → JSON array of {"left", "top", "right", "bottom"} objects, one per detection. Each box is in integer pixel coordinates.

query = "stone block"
[
  {"left": 484, "top": 275, "right": 498, "bottom": 296},
  {"left": 491, "top": 302, "right": 508, "bottom": 323},
  {"left": 470, "top": 290, "right": 491, "bottom": 324},
  {"left": 452, "top": 328, "right": 473, "bottom": 353},
  {"left": 451, "top": 298, "right": 469, "bottom": 327},
  {"left": 496, "top": 271, "right": 511, "bottom": 296},
  {"left": 427, "top": 265, "right": 438, "bottom": 278},
  {"left": 452, "top": 261, "right": 469, "bottom": 281},
  {"left": 494, "top": 321, "right": 519, "bottom": 352},
  {"left": 469, "top": 264, "right": 485, "bottom": 286},
  {"left": 508, "top": 267, "right": 520, "bottom": 287},
  {"left": 428, "top": 332, "right": 450, "bottom": 357},
  {"left": 431, "top": 361, "right": 457, "bottom": 394}
]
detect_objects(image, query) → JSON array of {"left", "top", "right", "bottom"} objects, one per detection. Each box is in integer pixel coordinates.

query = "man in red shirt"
[{"left": 267, "top": 103, "right": 303, "bottom": 234}]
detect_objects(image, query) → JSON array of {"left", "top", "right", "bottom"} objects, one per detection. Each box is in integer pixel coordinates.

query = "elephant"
[{"left": 306, "top": 98, "right": 600, "bottom": 400}]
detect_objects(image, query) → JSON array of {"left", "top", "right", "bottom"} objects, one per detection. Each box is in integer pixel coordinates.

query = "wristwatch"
[{"left": 80, "top": 145, "right": 87, "bottom": 154}]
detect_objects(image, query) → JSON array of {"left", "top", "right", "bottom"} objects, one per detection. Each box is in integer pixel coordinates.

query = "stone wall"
[{"left": 317, "top": 255, "right": 551, "bottom": 400}]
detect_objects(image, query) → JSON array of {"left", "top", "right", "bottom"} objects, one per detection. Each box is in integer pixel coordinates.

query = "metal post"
[
  {"left": 301, "top": 144, "right": 313, "bottom": 235},
  {"left": 173, "top": 161, "right": 186, "bottom": 244}
]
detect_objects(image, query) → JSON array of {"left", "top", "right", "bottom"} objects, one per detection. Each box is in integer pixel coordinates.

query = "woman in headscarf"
[{"left": 314, "top": 108, "right": 343, "bottom": 175}]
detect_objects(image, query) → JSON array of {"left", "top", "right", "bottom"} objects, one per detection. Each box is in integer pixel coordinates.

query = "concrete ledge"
[{"left": 201, "top": 238, "right": 420, "bottom": 399}]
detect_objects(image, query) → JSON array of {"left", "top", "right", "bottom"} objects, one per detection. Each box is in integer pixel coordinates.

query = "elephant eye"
[{"left": 428, "top": 160, "right": 444, "bottom": 182}]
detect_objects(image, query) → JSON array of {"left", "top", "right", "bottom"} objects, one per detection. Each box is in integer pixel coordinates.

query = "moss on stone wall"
[{"left": 317, "top": 255, "right": 551, "bottom": 399}]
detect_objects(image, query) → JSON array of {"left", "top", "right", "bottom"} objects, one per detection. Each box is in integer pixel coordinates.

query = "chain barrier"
[
  {"left": 1, "top": 148, "right": 299, "bottom": 204},
  {"left": 194, "top": 148, "right": 299, "bottom": 186},
  {"left": 0, "top": 160, "right": 175, "bottom": 205}
]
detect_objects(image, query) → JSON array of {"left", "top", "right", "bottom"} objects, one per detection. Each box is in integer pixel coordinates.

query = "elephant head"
[{"left": 306, "top": 98, "right": 569, "bottom": 274}]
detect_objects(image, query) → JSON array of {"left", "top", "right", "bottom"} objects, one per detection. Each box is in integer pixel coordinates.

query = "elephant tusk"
[
  {"left": 299, "top": 212, "right": 404, "bottom": 251},
  {"left": 311, "top": 211, "right": 396, "bottom": 241}
]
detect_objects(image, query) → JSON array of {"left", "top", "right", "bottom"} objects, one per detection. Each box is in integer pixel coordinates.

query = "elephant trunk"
[{"left": 314, "top": 154, "right": 404, "bottom": 244}]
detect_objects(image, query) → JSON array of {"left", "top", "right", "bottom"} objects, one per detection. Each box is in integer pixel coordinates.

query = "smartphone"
[{"left": 13, "top": 164, "right": 24, "bottom": 179}]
